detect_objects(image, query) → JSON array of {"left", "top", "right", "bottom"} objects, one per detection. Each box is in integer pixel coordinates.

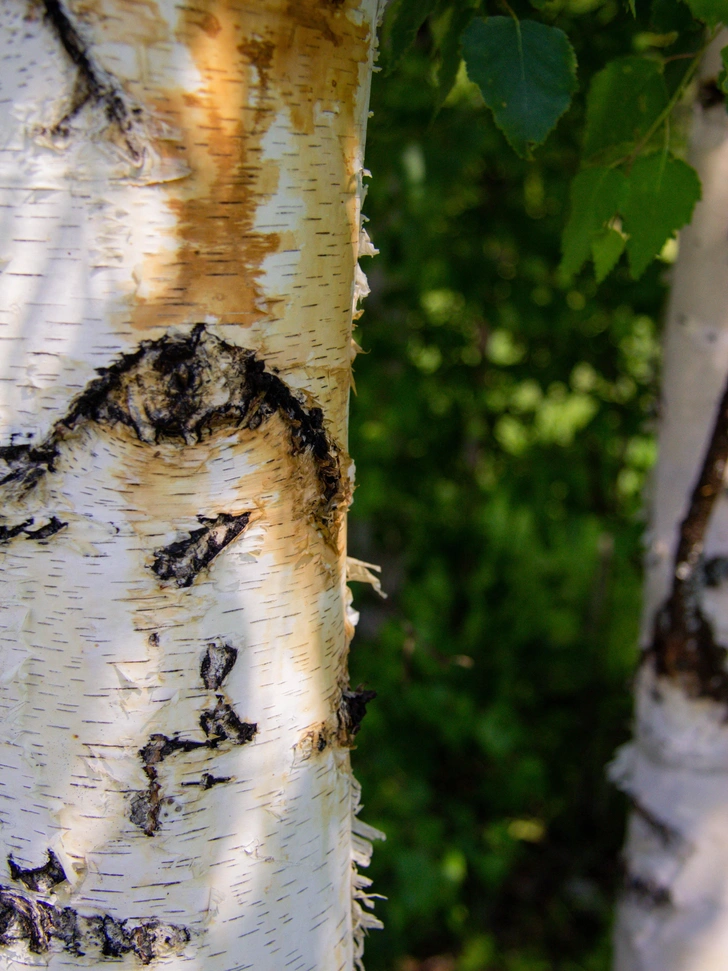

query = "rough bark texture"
[
  {"left": 0, "top": 1, "right": 383, "bottom": 968},
  {"left": 611, "top": 37, "right": 728, "bottom": 971}
]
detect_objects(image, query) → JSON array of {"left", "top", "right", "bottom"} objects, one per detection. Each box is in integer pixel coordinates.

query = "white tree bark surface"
[
  {"left": 612, "top": 38, "right": 728, "bottom": 971},
  {"left": 0, "top": 2, "right": 382, "bottom": 968}
]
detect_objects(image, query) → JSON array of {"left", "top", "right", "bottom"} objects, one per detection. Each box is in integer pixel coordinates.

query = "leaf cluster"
[{"left": 381, "top": 0, "right": 727, "bottom": 283}]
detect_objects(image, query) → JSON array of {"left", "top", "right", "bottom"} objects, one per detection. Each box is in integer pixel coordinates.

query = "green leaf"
[
  {"left": 683, "top": 0, "right": 728, "bottom": 23},
  {"left": 591, "top": 228, "right": 627, "bottom": 282},
  {"left": 560, "top": 168, "right": 628, "bottom": 279},
  {"left": 621, "top": 153, "right": 701, "bottom": 278},
  {"left": 462, "top": 16, "right": 577, "bottom": 158},
  {"left": 432, "top": 4, "right": 479, "bottom": 110},
  {"left": 583, "top": 57, "right": 668, "bottom": 162},
  {"left": 383, "top": 0, "right": 440, "bottom": 71},
  {"left": 718, "top": 45, "right": 728, "bottom": 94},
  {"left": 651, "top": 0, "right": 700, "bottom": 32}
]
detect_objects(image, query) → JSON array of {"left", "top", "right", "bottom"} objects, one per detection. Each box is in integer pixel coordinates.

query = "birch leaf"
[
  {"left": 384, "top": 0, "right": 440, "bottom": 70},
  {"left": 583, "top": 57, "right": 667, "bottom": 163},
  {"left": 433, "top": 4, "right": 479, "bottom": 109},
  {"left": 718, "top": 45, "right": 728, "bottom": 93},
  {"left": 683, "top": 0, "right": 728, "bottom": 23},
  {"left": 591, "top": 228, "right": 627, "bottom": 282},
  {"left": 622, "top": 154, "right": 701, "bottom": 278},
  {"left": 462, "top": 16, "right": 577, "bottom": 158},
  {"left": 560, "top": 167, "right": 628, "bottom": 279}
]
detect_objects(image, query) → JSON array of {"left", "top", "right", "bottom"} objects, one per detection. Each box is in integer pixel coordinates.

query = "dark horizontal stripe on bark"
[
  {"left": 0, "top": 517, "right": 67, "bottom": 544},
  {"left": 0, "top": 886, "right": 188, "bottom": 962}
]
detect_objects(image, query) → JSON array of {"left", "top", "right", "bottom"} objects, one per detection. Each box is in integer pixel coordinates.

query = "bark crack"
[
  {"left": 649, "top": 373, "right": 728, "bottom": 700},
  {"left": 181, "top": 773, "right": 232, "bottom": 790},
  {"left": 37, "top": 0, "right": 143, "bottom": 160},
  {"left": 623, "top": 871, "right": 672, "bottom": 908},
  {"left": 630, "top": 798, "right": 683, "bottom": 848}
]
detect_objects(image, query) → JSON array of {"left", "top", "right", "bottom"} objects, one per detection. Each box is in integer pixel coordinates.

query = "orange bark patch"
[{"left": 125, "top": 0, "right": 372, "bottom": 336}]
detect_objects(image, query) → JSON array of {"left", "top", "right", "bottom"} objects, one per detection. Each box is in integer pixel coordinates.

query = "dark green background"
[{"left": 348, "top": 10, "right": 667, "bottom": 969}]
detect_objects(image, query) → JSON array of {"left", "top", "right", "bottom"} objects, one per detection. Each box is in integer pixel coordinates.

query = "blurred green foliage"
[{"left": 348, "top": 9, "right": 671, "bottom": 970}]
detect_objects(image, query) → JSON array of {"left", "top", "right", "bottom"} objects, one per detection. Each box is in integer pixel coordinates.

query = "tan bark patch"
[{"left": 121, "top": 0, "right": 372, "bottom": 337}]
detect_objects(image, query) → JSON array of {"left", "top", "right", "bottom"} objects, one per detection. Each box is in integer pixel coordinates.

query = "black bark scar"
[
  {"left": 337, "top": 687, "right": 376, "bottom": 744},
  {"left": 131, "top": 645, "right": 256, "bottom": 835},
  {"left": 8, "top": 850, "right": 66, "bottom": 893},
  {"left": 623, "top": 872, "right": 671, "bottom": 908},
  {"left": 0, "top": 325, "right": 345, "bottom": 541},
  {"left": 200, "top": 696, "right": 257, "bottom": 745},
  {"left": 649, "top": 373, "right": 728, "bottom": 701},
  {"left": 0, "top": 885, "right": 189, "bottom": 962},
  {"left": 699, "top": 79, "right": 726, "bottom": 110},
  {"left": 0, "top": 517, "right": 67, "bottom": 545},
  {"left": 131, "top": 733, "right": 209, "bottom": 838},
  {"left": 0, "top": 520, "right": 33, "bottom": 543},
  {"left": 38, "top": 0, "right": 142, "bottom": 160},
  {"left": 630, "top": 799, "right": 682, "bottom": 848},
  {"left": 24, "top": 517, "right": 68, "bottom": 541},
  {"left": 152, "top": 513, "right": 250, "bottom": 587},
  {"left": 200, "top": 642, "right": 238, "bottom": 690}
]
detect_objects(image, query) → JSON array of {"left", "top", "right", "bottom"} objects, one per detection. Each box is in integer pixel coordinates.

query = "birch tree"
[
  {"left": 0, "top": 1, "right": 384, "bottom": 968},
  {"left": 608, "top": 37, "right": 728, "bottom": 971}
]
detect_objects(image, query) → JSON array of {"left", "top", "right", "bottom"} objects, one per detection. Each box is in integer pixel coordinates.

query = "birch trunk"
[
  {"left": 0, "top": 2, "right": 383, "bottom": 969},
  {"left": 611, "top": 37, "right": 728, "bottom": 971}
]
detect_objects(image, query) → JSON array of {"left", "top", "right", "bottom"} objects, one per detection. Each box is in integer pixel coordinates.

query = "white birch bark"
[
  {"left": 0, "top": 1, "right": 383, "bottom": 968},
  {"left": 611, "top": 37, "right": 728, "bottom": 971}
]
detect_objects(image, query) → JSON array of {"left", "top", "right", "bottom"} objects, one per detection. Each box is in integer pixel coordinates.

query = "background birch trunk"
[
  {"left": 0, "top": 1, "right": 382, "bottom": 968},
  {"left": 611, "top": 36, "right": 728, "bottom": 971}
]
